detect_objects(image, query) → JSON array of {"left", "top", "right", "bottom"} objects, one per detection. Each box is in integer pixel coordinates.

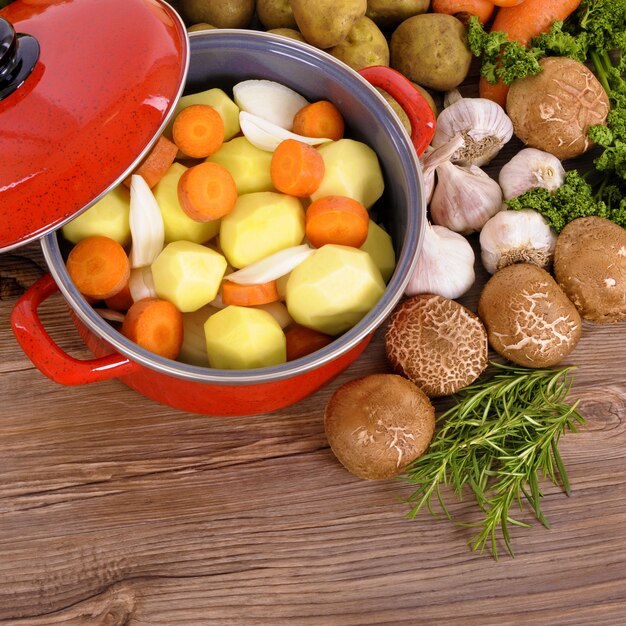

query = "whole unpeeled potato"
[
  {"left": 291, "top": 0, "right": 367, "bottom": 49},
  {"left": 366, "top": 0, "right": 430, "bottom": 28},
  {"left": 390, "top": 13, "right": 472, "bottom": 91},
  {"left": 256, "top": 0, "right": 297, "bottom": 30},
  {"left": 329, "top": 16, "right": 389, "bottom": 71},
  {"left": 180, "top": 0, "right": 255, "bottom": 28}
]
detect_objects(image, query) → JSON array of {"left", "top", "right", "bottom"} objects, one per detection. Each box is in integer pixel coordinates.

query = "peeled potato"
[
  {"left": 360, "top": 220, "right": 396, "bottom": 283},
  {"left": 204, "top": 305, "right": 286, "bottom": 369}
]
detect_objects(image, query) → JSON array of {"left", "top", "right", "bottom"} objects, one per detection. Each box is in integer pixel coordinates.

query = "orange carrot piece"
[
  {"left": 66, "top": 235, "right": 130, "bottom": 300},
  {"left": 431, "top": 0, "right": 495, "bottom": 24},
  {"left": 221, "top": 280, "right": 281, "bottom": 307},
  {"left": 172, "top": 104, "right": 225, "bottom": 159},
  {"left": 479, "top": 0, "right": 582, "bottom": 105},
  {"left": 104, "top": 280, "right": 134, "bottom": 312},
  {"left": 178, "top": 161, "right": 238, "bottom": 222},
  {"left": 292, "top": 101, "right": 345, "bottom": 141},
  {"left": 121, "top": 297, "right": 184, "bottom": 360},
  {"left": 305, "top": 195, "right": 369, "bottom": 249},
  {"left": 123, "top": 135, "right": 178, "bottom": 189},
  {"left": 285, "top": 324, "right": 333, "bottom": 361},
  {"left": 270, "top": 139, "right": 325, "bottom": 197},
  {"left": 492, "top": 0, "right": 525, "bottom": 6}
]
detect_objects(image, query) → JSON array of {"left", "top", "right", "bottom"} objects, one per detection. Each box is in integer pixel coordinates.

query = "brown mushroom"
[
  {"left": 385, "top": 294, "right": 489, "bottom": 397},
  {"left": 324, "top": 373, "right": 435, "bottom": 480}
]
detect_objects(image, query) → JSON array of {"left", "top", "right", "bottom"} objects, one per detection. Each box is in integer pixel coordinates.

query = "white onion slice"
[
  {"left": 128, "top": 266, "right": 157, "bottom": 302},
  {"left": 233, "top": 79, "right": 309, "bottom": 130},
  {"left": 251, "top": 301, "right": 293, "bottom": 329},
  {"left": 224, "top": 244, "right": 314, "bottom": 285},
  {"left": 129, "top": 174, "right": 165, "bottom": 269},
  {"left": 94, "top": 308, "right": 126, "bottom": 323},
  {"left": 239, "top": 111, "right": 332, "bottom": 152}
]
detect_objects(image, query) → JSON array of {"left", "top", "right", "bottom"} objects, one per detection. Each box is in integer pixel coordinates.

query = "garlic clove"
[
  {"left": 430, "top": 161, "right": 503, "bottom": 234},
  {"left": 499, "top": 148, "right": 566, "bottom": 201},
  {"left": 431, "top": 96, "right": 513, "bottom": 167},
  {"left": 406, "top": 223, "right": 475, "bottom": 300},
  {"left": 479, "top": 209, "right": 557, "bottom": 274},
  {"left": 420, "top": 135, "right": 465, "bottom": 205}
]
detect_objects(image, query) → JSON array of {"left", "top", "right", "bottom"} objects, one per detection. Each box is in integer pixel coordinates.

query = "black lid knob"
[{"left": 0, "top": 17, "right": 40, "bottom": 101}]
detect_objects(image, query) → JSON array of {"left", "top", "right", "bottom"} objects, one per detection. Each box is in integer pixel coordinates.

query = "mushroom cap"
[
  {"left": 324, "top": 374, "right": 435, "bottom": 480},
  {"left": 554, "top": 217, "right": 626, "bottom": 323},
  {"left": 506, "top": 57, "right": 610, "bottom": 160},
  {"left": 385, "top": 294, "right": 489, "bottom": 397},
  {"left": 478, "top": 263, "right": 582, "bottom": 367}
]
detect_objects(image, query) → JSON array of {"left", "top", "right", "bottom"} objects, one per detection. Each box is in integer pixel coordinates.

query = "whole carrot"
[{"left": 479, "top": 0, "right": 582, "bottom": 106}]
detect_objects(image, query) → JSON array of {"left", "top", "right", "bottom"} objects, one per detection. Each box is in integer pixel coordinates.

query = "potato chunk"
[
  {"left": 204, "top": 305, "right": 286, "bottom": 369},
  {"left": 220, "top": 192, "right": 305, "bottom": 268},
  {"left": 311, "top": 139, "right": 384, "bottom": 209},
  {"left": 61, "top": 185, "right": 130, "bottom": 246},
  {"left": 152, "top": 163, "right": 221, "bottom": 244},
  {"left": 360, "top": 220, "right": 395, "bottom": 283},
  {"left": 151, "top": 241, "right": 227, "bottom": 312},
  {"left": 286, "top": 244, "right": 386, "bottom": 335}
]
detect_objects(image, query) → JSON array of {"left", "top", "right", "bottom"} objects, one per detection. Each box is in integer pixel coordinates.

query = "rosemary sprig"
[{"left": 400, "top": 362, "right": 585, "bottom": 559}]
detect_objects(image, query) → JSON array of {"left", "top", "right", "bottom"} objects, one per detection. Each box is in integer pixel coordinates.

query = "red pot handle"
[
  {"left": 10, "top": 273, "right": 140, "bottom": 386},
  {"left": 359, "top": 65, "right": 436, "bottom": 157}
]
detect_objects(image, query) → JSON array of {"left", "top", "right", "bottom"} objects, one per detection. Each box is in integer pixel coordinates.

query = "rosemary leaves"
[{"left": 401, "top": 362, "right": 585, "bottom": 559}]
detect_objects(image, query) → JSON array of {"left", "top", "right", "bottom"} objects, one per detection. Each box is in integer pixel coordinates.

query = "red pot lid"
[{"left": 0, "top": 0, "right": 189, "bottom": 253}]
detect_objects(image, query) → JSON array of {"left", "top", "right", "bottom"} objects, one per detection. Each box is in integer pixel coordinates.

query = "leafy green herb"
[
  {"left": 506, "top": 170, "right": 626, "bottom": 232},
  {"left": 401, "top": 363, "right": 584, "bottom": 559}
]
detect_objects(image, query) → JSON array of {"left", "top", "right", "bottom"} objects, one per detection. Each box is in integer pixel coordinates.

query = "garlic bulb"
[
  {"left": 479, "top": 209, "right": 557, "bottom": 274},
  {"left": 432, "top": 94, "right": 513, "bottom": 166},
  {"left": 406, "top": 223, "right": 475, "bottom": 299},
  {"left": 499, "top": 148, "right": 566, "bottom": 200},
  {"left": 420, "top": 135, "right": 465, "bottom": 205},
  {"left": 430, "top": 161, "right": 503, "bottom": 234}
]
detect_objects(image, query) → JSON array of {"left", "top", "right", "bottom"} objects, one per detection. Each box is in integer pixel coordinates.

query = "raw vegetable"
[
  {"left": 121, "top": 297, "right": 184, "bottom": 360},
  {"left": 286, "top": 244, "right": 385, "bottom": 336},
  {"left": 305, "top": 195, "right": 370, "bottom": 249},
  {"left": 123, "top": 135, "right": 178, "bottom": 189},
  {"left": 172, "top": 104, "right": 225, "bottom": 158},
  {"left": 324, "top": 374, "right": 435, "bottom": 480},
  {"left": 359, "top": 221, "right": 396, "bottom": 284},
  {"left": 66, "top": 235, "right": 130, "bottom": 301},
  {"left": 285, "top": 324, "right": 333, "bottom": 361},
  {"left": 221, "top": 279, "right": 281, "bottom": 307},
  {"left": 385, "top": 294, "right": 489, "bottom": 397},
  {"left": 328, "top": 16, "right": 389, "bottom": 72},
  {"left": 104, "top": 281, "right": 133, "bottom": 313},
  {"left": 365, "top": 0, "right": 429, "bottom": 29},
  {"left": 506, "top": 170, "right": 626, "bottom": 232},
  {"left": 402, "top": 362, "right": 584, "bottom": 559},
  {"left": 178, "top": 304, "right": 219, "bottom": 366},
  {"left": 151, "top": 241, "right": 227, "bottom": 312},
  {"left": 405, "top": 223, "right": 476, "bottom": 300},
  {"left": 498, "top": 147, "right": 565, "bottom": 200},
  {"left": 128, "top": 267, "right": 157, "bottom": 302},
  {"left": 292, "top": 100, "right": 345, "bottom": 142},
  {"left": 478, "top": 263, "right": 582, "bottom": 367},
  {"left": 128, "top": 175, "right": 165, "bottom": 269},
  {"left": 431, "top": 0, "right": 495, "bottom": 26},
  {"left": 553, "top": 216, "right": 626, "bottom": 323},
  {"left": 177, "top": 162, "right": 238, "bottom": 222},
  {"left": 204, "top": 305, "right": 286, "bottom": 369},
  {"left": 270, "top": 139, "right": 325, "bottom": 197},
  {"left": 506, "top": 56, "right": 610, "bottom": 160}
]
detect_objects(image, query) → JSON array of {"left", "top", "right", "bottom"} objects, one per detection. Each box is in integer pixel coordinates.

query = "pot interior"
[{"left": 43, "top": 29, "right": 425, "bottom": 384}]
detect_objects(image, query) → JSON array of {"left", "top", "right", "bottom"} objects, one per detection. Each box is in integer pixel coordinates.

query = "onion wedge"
[
  {"left": 224, "top": 244, "right": 314, "bottom": 285},
  {"left": 233, "top": 79, "right": 309, "bottom": 130},
  {"left": 239, "top": 111, "right": 332, "bottom": 152},
  {"left": 128, "top": 266, "right": 157, "bottom": 302},
  {"left": 129, "top": 174, "right": 165, "bottom": 269}
]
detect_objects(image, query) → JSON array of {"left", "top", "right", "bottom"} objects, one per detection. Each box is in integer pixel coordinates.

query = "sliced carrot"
[
  {"left": 178, "top": 161, "right": 238, "bottom": 222},
  {"left": 292, "top": 101, "right": 345, "bottom": 142},
  {"left": 431, "top": 0, "right": 495, "bottom": 24},
  {"left": 305, "top": 195, "right": 369, "bottom": 249},
  {"left": 285, "top": 324, "right": 333, "bottom": 361},
  {"left": 121, "top": 297, "right": 184, "bottom": 360},
  {"left": 104, "top": 280, "right": 134, "bottom": 312},
  {"left": 172, "top": 104, "right": 225, "bottom": 159},
  {"left": 479, "top": 0, "right": 582, "bottom": 105},
  {"left": 221, "top": 280, "right": 281, "bottom": 307},
  {"left": 270, "top": 139, "right": 325, "bottom": 197},
  {"left": 123, "top": 135, "right": 178, "bottom": 189},
  {"left": 66, "top": 235, "right": 130, "bottom": 300},
  {"left": 492, "top": 0, "right": 525, "bottom": 5}
]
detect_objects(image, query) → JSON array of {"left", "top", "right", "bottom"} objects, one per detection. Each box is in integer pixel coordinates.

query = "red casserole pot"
[{"left": 8, "top": 23, "right": 435, "bottom": 416}]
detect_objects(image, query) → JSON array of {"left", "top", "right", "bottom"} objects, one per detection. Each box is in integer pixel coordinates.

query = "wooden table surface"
[{"left": 2, "top": 51, "right": 626, "bottom": 625}]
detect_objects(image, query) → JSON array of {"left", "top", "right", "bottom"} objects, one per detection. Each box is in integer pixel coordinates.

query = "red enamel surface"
[{"left": 0, "top": 0, "right": 188, "bottom": 252}]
